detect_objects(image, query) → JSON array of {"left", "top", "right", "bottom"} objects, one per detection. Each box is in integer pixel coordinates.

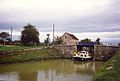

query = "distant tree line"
[
  {"left": 80, "top": 38, "right": 101, "bottom": 45},
  {"left": 0, "top": 23, "right": 120, "bottom": 46},
  {"left": 20, "top": 24, "right": 63, "bottom": 46},
  {"left": 0, "top": 23, "right": 63, "bottom": 46},
  {"left": 44, "top": 34, "right": 63, "bottom": 46},
  {"left": 0, "top": 32, "right": 11, "bottom": 46}
]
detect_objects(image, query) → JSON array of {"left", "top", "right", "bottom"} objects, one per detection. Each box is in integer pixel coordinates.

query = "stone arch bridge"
[{"left": 53, "top": 45, "right": 120, "bottom": 61}]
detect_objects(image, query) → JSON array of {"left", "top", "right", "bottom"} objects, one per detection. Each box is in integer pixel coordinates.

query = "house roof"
[
  {"left": 64, "top": 32, "right": 79, "bottom": 40},
  {"left": 68, "top": 33, "right": 79, "bottom": 40}
]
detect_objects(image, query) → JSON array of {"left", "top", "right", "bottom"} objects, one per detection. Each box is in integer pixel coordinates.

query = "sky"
[{"left": 0, "top": 0, "right": 120, "bottom": 43}]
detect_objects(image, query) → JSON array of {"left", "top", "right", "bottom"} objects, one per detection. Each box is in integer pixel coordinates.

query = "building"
[{"left": 61, "top": 32, "right": 79, "bottom": 45}]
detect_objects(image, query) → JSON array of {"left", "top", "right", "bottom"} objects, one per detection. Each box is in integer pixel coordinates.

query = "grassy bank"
[
  {"left": 0, "top": 47, "right": 63, "bottom": 63},
  {"left": 0, "top": 45, "right": 41, "bottom": 51},
  {"left": 92, "top": 50, "right": 120, "bottom": 81}
]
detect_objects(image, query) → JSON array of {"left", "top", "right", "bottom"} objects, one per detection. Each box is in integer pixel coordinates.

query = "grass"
[
  {"left": 0, "top": 47, "right": 63, "bottom": 63},
  {"left": 92, "top": 50, "right": 120, "bottom": 81},
  {"left": 0, "top": 45, "right": 41, "bottom": 51}
]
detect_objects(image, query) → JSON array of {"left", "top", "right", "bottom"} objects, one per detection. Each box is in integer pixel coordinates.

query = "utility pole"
[
  {"left": 53, "top": 24, "right": 55, "bottom": 45},
  {"left": 11, "top": 27, "right": 13, "bottom": 42}
]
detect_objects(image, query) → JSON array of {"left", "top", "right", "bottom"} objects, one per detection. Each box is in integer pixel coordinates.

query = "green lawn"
[
  {"left": 0, "top": 45, "right": 41, "bottom": 51},
  {"left": 92, "top": 50, "right": 120, "bottom": 81}
]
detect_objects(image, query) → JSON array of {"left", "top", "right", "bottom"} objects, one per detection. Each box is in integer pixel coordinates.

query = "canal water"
[{"left": 0, "top": 59, "right": 104, "bottom": 81}]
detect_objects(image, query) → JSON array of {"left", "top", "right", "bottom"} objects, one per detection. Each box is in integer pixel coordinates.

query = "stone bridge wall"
[
  {"left": 53, "top": 45, "right": 77, "bottom": 58},
  {"left": 94, "top": 45, "right": 120, "bottom": 61},
  {"left": 53, "top": 45, "right": 120, "bottom": 60}
]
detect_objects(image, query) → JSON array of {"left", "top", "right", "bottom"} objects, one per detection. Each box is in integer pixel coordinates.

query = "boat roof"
[{"left": 77, "top": 42, "right": 96, "bottom": 47}]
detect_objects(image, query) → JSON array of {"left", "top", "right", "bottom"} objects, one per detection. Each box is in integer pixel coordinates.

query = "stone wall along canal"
[{"left": 0, "top": 60, "right": 104, "bottom": 81}]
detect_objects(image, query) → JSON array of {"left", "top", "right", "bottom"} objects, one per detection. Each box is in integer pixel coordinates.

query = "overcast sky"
[{"left": 0, "top": 0, "right": 120, "bottom": 43}]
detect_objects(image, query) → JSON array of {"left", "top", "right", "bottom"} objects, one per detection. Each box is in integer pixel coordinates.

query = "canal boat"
[{"left": 73, "top": 51, "right": 93, "bottom": 61}]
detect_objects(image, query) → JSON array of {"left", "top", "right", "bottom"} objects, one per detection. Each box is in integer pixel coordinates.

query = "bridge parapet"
[{"left": 94, "top": 45, "right": 120, "bottom": 61}]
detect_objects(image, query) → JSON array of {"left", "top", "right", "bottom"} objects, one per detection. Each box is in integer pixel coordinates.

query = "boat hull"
[{"left": 73, "top": 57, "right": 93, "bottom": 61}]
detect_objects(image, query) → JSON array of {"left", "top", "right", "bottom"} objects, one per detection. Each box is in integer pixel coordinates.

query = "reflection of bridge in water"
[
  {"left": 72, "top": 62, "right": 104, "bottom": 75},
  {"left": 0, "top": 60, "right": 104, "bottom": 81}
]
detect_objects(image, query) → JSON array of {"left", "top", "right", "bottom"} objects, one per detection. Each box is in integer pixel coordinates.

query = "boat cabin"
[{"left": 77, "top": 42, "right": 95, "bottom": 55}]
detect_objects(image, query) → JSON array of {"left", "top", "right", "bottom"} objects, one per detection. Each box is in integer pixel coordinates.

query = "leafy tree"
[
  {"left": 80, "top": 38, "right": 93, "bottom": 43},
  {"left": 0, "top": 32, "right": 11, "bottom": 46},
  {"left": 95, "top": 38, "right": 101, "bottom": 45},
  {"left": 54, "top": 36, "right": 63, "bottom": 45},
  {"left": 44, "top": 34, "right": 50, "bottom": 46},
  {"left": 20, "top": 24, "right": 40, "bottom": 46},
  {"left": 118, "top": 43, "right": 120, "bottom": 46}
]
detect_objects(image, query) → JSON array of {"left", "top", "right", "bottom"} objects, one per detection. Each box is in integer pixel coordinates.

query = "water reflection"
[
  {"left": 37, "top": 69, "right": 92, "bottom": 81},
  {"left": 0, "top": 72, "right": 19, "bottom": 81},
  {"left": 0, "top": 60, "right": 104, "bottom": 81},
  {"left": 73, "top": 62, "right": 95, "bottom": 75}
]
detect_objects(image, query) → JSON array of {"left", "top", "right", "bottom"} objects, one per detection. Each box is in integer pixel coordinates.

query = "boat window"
[
  {"left": 81, "top": 52, "right": 85, "bottom": 53},
  {"left": 81, "top": 55, "right": 83, "bottom": 57},
  {"left": 84, "top": 55, "right": 86, "bottom": 57}
]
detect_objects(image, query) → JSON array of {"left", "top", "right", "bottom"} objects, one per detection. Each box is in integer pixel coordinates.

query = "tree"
[
  {"left": 80, "top": 38, "right": 93, "bottom": 43},
  {"left": 95, "top": 38, "right": 101, "bottom": 45},
  {"left": 44, "top": 34, "right": 50, "bottom": 46},
  {"left": 0, "top": 32, "right": 11, "bottom": 46},
  {"left": 54, "top": 36, "right": 63, "bottom": 45},
  {"left": 118, "top": 43, "right": 120, "bottom": 46},
  {"left": 20, "top": 24, "right": 40, "bottom": 46}
]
